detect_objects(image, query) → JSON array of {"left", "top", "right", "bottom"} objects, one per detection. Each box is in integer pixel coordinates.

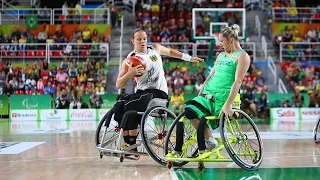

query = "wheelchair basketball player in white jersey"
[{"left": 113, "top": 28, "right": 204, "bottom": 158}]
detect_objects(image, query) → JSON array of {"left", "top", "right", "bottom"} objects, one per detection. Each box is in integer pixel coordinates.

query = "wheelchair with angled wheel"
[
  {"left": 95, "top": 98, "right": 176, "bottom": 165},
  {"left": 164, "top": 102, "right": 264, "bottom": 171}
]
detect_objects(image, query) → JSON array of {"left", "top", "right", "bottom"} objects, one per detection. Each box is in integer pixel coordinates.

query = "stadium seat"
[
  {"left": 27, "top": 51, "right": 35, "bottom": 56},
  {"left": 54, "top": 51, "right": 63, "bottom": 56},
  {"left": 82, "top": 14, "right": 90, "bottom": 20},
  {"left": 59, "top": 15, "right": 67, "bottom": 21},
  {"left": 81, "top": 51, "right": 89, "bottom": 57},
  {"left": 36, "top": 51, "right": 45, "bottom": 57},
  {"left": 17, "top": 51, "right": 25, "bottom": 57}
]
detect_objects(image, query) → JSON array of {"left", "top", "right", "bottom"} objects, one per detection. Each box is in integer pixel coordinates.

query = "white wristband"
[{"left": 181, "top": 53, "right": 192, "bottom": 61}]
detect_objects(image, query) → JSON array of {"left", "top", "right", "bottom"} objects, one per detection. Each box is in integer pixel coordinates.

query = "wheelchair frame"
[
  {"left": 164, "top": 108, "right": 264, "bottom": 171},
  {"left": 314, "top": 115, "right": 320, "bottom": 143},
  {"left": 95, "top": 98, "right": 176, "bottom": 164}
]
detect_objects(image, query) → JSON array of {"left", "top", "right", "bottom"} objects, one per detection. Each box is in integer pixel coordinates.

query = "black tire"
[
  {"left": 314, "top": 116, "right": 320, "bottom": 143},
  {"left": 220, "top": 109, "right": 263, "bottom": 170},
  {"left": 164, "top": 111, "right": 199, "bottom": 167},
  {"left": 95, "top": 108, "right": 119, "bottom": 150},
  {"left": 140, "top": 106, "right": 176, "bottom": 166}
]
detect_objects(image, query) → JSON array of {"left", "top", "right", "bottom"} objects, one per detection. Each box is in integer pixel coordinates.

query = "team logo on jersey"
[{"left": 150, "top": 55, "right": 158, "bottom": 62}]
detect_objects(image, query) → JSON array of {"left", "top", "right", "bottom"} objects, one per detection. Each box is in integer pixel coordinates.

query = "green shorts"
[{"left": 185, "top": 92, "right": 230, "bottom": 129}]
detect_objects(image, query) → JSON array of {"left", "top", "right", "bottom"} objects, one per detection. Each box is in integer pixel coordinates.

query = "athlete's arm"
[
  {"left": 116, "top": 60, "right": 144, "bottom": 89},
  {"left": 198, "top": 52, "right": 223, "bottom": 95},
  {"left": 152, "top": 43, "right": 204, "bottom": 62},
  {"left": 225, "top": 52, "right": 251, "bottom": 107}
]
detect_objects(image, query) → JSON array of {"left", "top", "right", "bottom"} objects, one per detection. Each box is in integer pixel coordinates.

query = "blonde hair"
[{"left": 220, "top": 24, "right": 241, "bottom": 41}]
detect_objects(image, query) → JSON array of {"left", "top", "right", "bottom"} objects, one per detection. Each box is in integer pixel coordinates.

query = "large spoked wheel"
[
  {"left": 164, "top": 111, "right": 199, "bottom": 167},
  {"left": 314, "top": 116, "right": 320, "bottom": 143},
  {"left": 220, "top": 109, "right": 263, "bottom": 170},
  {"left": 140, "top": 106, "right": 176, "bottom": 166},
  {"left": 95, "top": 108, "right": 120, "bottom": 151}
]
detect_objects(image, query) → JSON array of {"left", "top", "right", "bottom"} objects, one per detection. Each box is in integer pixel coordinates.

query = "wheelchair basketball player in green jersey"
[{"left": 167, "top": 24, "right": 251, "bottom": 159}]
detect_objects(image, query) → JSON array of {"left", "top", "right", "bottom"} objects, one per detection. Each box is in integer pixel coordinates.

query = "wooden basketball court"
[{"left": 0, "top": 120, "right": 319, "bottom": 180}]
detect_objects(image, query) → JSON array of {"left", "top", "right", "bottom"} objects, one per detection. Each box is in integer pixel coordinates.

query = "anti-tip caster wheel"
[
  {"left": 120, "top": 155, "right": 124, "bottom": 163},
  {"left": 198, "top": 162, "right": 205, "bottom": 171},
  {"left": 167, "top": 161, "right": 173, "bottom": 169},
  {"left": 100, "top": 152, "right": 103, "bottom": 159}
]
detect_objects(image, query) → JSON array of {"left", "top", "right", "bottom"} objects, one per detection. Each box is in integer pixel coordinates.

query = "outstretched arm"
[{"left": 152, "top": 43, "right": 204, "bottom": 63}]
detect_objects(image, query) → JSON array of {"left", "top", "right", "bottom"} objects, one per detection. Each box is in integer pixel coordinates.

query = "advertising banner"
[
  {"left": 0, "top": 95, "right": 9, "bottom": 116},
  {"left": 69, "top": 109, "right": 96, "bottom": 121},
  {"left": 40, "top": 110, "right": 67, "bottom": 121},
  {"left": 10, "top": 95, "right": 52, "bottom": 110},
  {"left": 10, "top": 110, "right": 38, "bottom": 121},
  {"left": 270, "top": 108, "right": 299, "bottom": 120}
]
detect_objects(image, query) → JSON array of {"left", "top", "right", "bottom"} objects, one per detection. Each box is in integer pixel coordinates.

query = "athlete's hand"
[
  {"left": 190, "top": 57, "right": 205, "bottom": 63},
  {"left": 127, "top": 63, "right": 145, "bottom": 77},
  {"left": 222, "top": 104, "right": 232, "bottom": 119}
]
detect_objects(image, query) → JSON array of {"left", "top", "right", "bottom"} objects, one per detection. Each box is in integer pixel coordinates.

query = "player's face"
[
  {"left": 218, "top": 34, "right": 231, "bottom": 52},
  {"left": 132, "top": 31, "right": 147, "bottom": 52}
]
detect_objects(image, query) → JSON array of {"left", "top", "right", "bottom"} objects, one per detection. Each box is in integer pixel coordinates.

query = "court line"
[
  {"left": 169, "top": 169, "right": 179, "bottom": 180},
  {"left": 0, "top": 156, "right": 100, "bottom": 162},
  {"left": 263, "top": 154, "right": 320, "bottom": 159}
]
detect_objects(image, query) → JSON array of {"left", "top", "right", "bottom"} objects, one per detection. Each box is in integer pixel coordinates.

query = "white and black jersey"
[{"left": 127, "top": 45, "right": 168, "bottom": 94}]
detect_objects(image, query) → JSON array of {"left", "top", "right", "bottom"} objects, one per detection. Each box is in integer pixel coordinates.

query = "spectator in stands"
[
  {"left": 56, "top": 89, "right": 70, "bottom": 109},
  {"left": 37, "top": 78, "right": 44, "bottom": 93},
  {"left": 110, "top": 5, "right": 117, "bottom": 28},
  {"left": 0, "top": 70, "right": 6, "bottom": 87},
  {"left": 184, "top": 79, "right": 195, "bottom": 94},
  {"left": 9, "top": 77, "right": 18, "bottom": 91},
  {"left": 38, "top": 28, "right": 48, "bottom": 43},
  {"left": 74, "top": 1, "right": 82, "bottom": 24},
  {"left": 82, "top": 27, "right": 91, "bottom": 43},
  {"left": 90, "top": 90, "right": 102, "bottom": 108},
  {"left": 70, "top": 90, "right": 82, "bottom": 109},
  {"left": 25, "top": 74, "right": 37, "bottom": 91},
  {"left": 62, "top": 1, "right": 69, "bottom": 23},
  {"left": 68, "top": 65, "right": 78, "bottom": 78},
  {"left": 292, "top": 88, "right": 304, "bottom": 107},
  {"left": 257, "top": 93, "right": 268, "bottom": 114},
  {"left": 242, "top": 90, "right": 258, "bottom": 117},
  {"left": 3, "top": 82, "right": 13, "bottom": 96},
  {"left": 11, "top": 27, "right": 20, "bottom": 39},
  {"left": 10, "top": 37, "right": 18, "bottom": 54},
  {"left": 19, "top": 35, "right": 27, "bottom": 51},
  {"left": 309, "top": 90, "right": 320, "bottom": 107},
  {"left": 170, "top": 88, "right": 184, "bottom": 116},
  {"left": 281, "top": 98, "right": 290, "bottom": 107},
  {"left": 56, "top": 68, "right": 69, "bottom": 84},
  {"left": 44, "top": 82, "right": 55, "bottom": 96}
]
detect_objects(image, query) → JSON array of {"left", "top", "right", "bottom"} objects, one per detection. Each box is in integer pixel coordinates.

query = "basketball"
[{"left": 125, "top": 56, "right": 146, "bottom": 77}]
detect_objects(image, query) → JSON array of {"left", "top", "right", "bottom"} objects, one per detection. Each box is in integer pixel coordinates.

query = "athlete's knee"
[{"left": 185, "top": 107, "right": 198, "bottom": 119}]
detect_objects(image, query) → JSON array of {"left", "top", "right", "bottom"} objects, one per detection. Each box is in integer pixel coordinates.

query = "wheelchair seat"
[{"left": 146, "top": 98, "right": 168, "bottom": 109}]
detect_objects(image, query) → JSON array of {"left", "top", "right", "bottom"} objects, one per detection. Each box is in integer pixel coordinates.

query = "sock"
[
  {"left": 124, "top": 136, "right": 130, "bottom": 144},
  {"left": 129, "top": 135, "right": 138, "bottom": 152}
]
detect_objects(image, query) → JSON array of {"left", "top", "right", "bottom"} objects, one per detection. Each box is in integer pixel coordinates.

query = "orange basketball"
[{"left": 125, "top": 56, "right": 147, "bottom": 77}]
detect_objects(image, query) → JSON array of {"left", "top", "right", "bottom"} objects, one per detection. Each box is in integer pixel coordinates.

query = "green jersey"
[{"left": 203, "top": 50, "right": 245, "bottom": 93}]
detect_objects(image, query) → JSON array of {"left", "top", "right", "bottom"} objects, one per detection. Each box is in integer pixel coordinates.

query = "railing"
[
  {"left": 279, "top": 42, "right": 320, "bottom": 62},
  {"left": 243, "top": 0, "right": 263, "bottom": 10},
  {"left": 267, "top": 56, "right": 277, "bottom": 84},
  {"left": 48, "top": 43, "right": 109, "bottom": 64},
  {"left": 261, "top": 35, "right": 267, "bottom": 60},
  {"left": 0, "top": 42, "right": 109, "bottom": 64},
  {"left": 106, "top": 0, "right": 136, "bottom": 14},
  {"left": 272, "top": 7, "right": 320, "bottom": 23},
  {"left": 278, "top": 78, "right": 288, "bottom": 93},
  {"left": 1, "top": 8, "right": 53, "bottom": 25},
  {"left": 255, "top": 15, "right": 261, "bottom": 37},
  {"left": 52, "top": 8, "right": 110, "bottom": 24},
  {"left": 195, "top": 42, "right": 256, "bottom": 61}
]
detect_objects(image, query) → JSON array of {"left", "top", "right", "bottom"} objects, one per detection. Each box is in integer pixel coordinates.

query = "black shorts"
[{"left": 113, "top": 89, "right": 168, "bottom": 130}]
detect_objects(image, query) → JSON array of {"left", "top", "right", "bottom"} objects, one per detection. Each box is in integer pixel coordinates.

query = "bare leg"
[{"left": 190, "top": 119, "right": 212, "bottom": 140}]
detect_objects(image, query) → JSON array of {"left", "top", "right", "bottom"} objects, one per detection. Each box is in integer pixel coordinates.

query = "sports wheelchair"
[
  {"left": 314, "top": 116, "right": 320, "bottom": 143},
  {"left": 164, "top": 108, "right": 264, "bottom": 171},
  {"left": 95, "top": 98, "right": 176, "bottom": 165}
]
